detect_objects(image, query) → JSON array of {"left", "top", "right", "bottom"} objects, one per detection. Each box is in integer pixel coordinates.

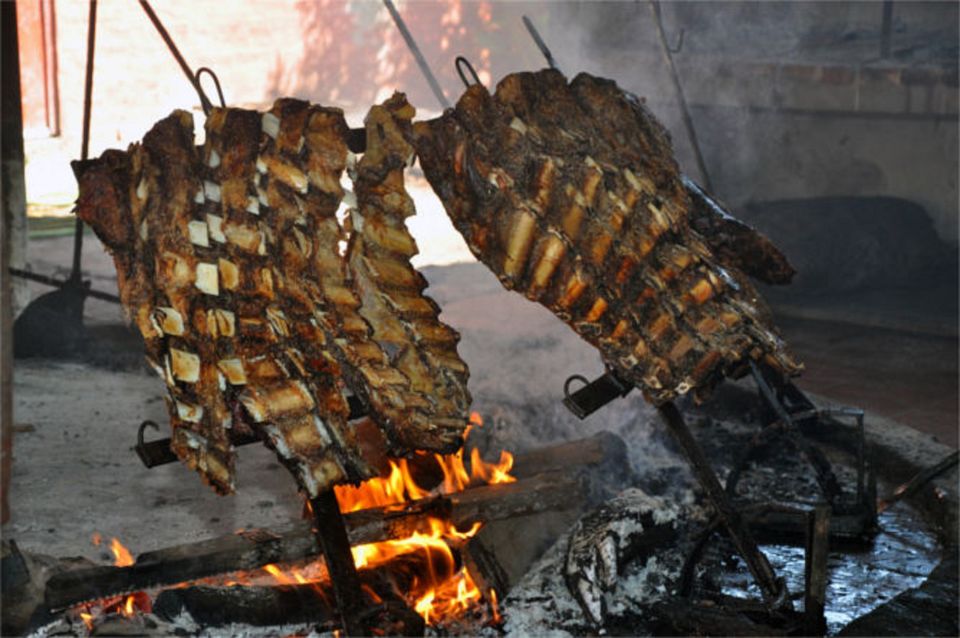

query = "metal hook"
[
  {"left": 194, "top": 67, "right": 225, "bottom": 114},
  {"left": 135, "top": 420, "right": 161, "bottom": 467},
  {"left": 455, "top": 56, "right": 482, "bottom": 88},
  {"left": 137, "top": 420, "right": 160, "bottom": 448},
  {"left": 563, "top": 374, "right": 590, "bottom": 400}
]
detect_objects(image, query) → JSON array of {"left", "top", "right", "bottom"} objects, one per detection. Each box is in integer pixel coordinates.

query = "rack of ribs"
[
  {"left": 413, "top": 69, "right": 801, "bottom": 405},
  {"left": 74, "top": 97, "right": 470, "bottom": 498}
]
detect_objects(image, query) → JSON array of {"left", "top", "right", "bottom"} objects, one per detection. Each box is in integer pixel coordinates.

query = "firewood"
[
  {"left": 45, "top": 471, "right": 582, "bottom": 610},
  {"left": 154, "top": 584, "right": 337, "bottom": 627}
]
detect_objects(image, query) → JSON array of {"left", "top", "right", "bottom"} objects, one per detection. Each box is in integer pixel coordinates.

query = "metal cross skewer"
[
  {"left": 648, "top": 0, "right": 713, "bottom": 192},
  {"left": 382, "top": 0, "right": 451, "bottom": 110},
  {"left": 138, "top": 0, "right": 222, "bottom": 115},
  {"left": 522, "top": 15, "right": 559, "bottom": 71},
  {"left": 70, "top": 0, "right": 98, "bottom": 286}
]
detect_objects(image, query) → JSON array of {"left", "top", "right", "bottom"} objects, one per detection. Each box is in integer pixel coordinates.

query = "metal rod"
[
  {"left": 657, "top": 402, "right": 788, "bottom": 609},
  {"left": 135, "top": 396, "right": 367, "bottom": 468},
  {"left": 381, "top": 0, "right": 450, "bottom": 110},
  {"left": 138, "top": 0, "right": 213, "bottom": 114},
  {"left": 648, "top": 0, "right": 713, "bottom": 192},
  {"left": 310, "top": 491, "right": 366, "bottom": 635},
  {"left": 522, "top": 15, "right": 558, "bottom": 71},
  {"left": 877, "top": 450, "right": 959, "bottom": 513},
  {"left": 803, "top": 505, "right": 830, "bottom": 635},
  {"left": 8, "top": 267, "right": 120, "bottom": 303},
  {"left": 749, "top": 361, "right": 842, "bottom": 503},
  {"left": 70, "top": 0, "right": 98, "bottom": 284}
]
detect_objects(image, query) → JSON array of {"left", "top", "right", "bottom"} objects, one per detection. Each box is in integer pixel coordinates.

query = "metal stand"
[
  {"left": 309, "top": 491, "right": 424, "bottom": 636},
  {"left": 657, "top": 402, "right": 789, "bottom": 610},
  {"left": 309, "top": 491, "right": 366, "bottom": 636}
]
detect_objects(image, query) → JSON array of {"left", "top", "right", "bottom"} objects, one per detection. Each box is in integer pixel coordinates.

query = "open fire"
[{"left": 73, "top": 412, "right": 513, "bottom": 632}]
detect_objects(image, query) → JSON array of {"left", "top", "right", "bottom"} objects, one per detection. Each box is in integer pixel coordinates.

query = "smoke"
[
  {"left": 266, "top": 0, "right": 958, "bottom": 249},
  {"left": 522, "top": 2, "right": 958, "bottom": 245}
]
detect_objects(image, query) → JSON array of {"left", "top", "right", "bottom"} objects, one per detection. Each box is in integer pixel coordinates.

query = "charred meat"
[
  {"left": 74, "top": 99, "right": 470, "bottom": 496},
  {"left": 414, "top": 69, "right": 801, "bottom": 404},
  {"left": 347, "top": 94, "right": 471, "bottom": 453}
]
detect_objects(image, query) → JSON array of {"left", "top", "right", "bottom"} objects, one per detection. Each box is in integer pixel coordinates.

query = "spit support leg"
[
  {"left": 309, "top": 491, "right": 366, "bottom": 635},
  {"left": 309, "top": 491, "right": 425, "bottom": 637},
  {"left": 657, "top": 402, "right": 791, "bottom": 611}
]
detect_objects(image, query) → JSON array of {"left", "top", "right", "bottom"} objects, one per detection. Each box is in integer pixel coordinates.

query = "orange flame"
[
  {"left": 277, "top": 411, "right": 511, "bottom": 625},
  {"left": 489, "top": 588, "right": 502, "bottom": 625},
  {"left": 110, "top": 538, "right": 134, "bottom": 567},
  {"left": 77, "top": 412, "right": 510, "bottom": 629}
]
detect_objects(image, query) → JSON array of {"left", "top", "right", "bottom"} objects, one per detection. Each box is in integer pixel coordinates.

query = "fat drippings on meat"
[{"left": 413, "top": 69, "right": 801, "bottom": 404}]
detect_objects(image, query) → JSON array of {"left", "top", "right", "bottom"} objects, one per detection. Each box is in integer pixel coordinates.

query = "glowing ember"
[{"left": 489, "top": 587, "right": 502, "bottom": 625}]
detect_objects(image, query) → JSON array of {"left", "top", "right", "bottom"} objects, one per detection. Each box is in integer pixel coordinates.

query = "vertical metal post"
[
  {"left": 804, "top": 505, "right": 831, "bottom": 635},
  {"left": 880, "top": 1, "right": 894, "bottom": 59},
  {"left": 1, "top": 0, "right": 27, "bottom": 524},
  {"left": 69, "top": 0, "right": 98, "bottom": 284}
]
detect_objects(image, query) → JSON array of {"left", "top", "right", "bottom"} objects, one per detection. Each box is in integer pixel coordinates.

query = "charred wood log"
[
  {"left": 564, "top": 488, "right": 688, "bottom": 628},
  {"left": 461, "top": 535, "right": 510, "bottom": 601},
  {"left": 648, "top": 596, "right": 800, "bottom": 637},
  {"left": 154, "top": 583, "right": 335, "bottom": 627},
  {"left": 45, "top": 470, "right": 584, "bottom": 610}
]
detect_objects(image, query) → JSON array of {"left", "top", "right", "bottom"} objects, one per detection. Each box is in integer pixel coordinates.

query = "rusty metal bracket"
[{"left": 562, "top": 370, "right": 633, "bottom": 420}]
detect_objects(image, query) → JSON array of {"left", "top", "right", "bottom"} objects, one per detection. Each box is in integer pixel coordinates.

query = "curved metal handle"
[
  {"left": 194, "top": 67, "right": 226, "bottom": 114},
  {"left": 455, "top": 56, "right": 482, "bottom": 88}
]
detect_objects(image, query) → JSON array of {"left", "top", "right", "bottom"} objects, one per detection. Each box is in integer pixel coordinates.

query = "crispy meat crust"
[
  {"left": 75, "top": 98, "right": 472, "bottom": 497},
  {"left": 414, "top": 69, "right": 801, "bottom": 404},
  {"left": 347, "top": 94, "right": 471, "bottom": 453}
]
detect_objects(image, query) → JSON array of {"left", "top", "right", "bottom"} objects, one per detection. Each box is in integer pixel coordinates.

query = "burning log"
[
  {"left": 152, "top": 583, "right": 339, "bottom": 628},
  {"left": 45, "top": 433, "right": 623, "bottom": 611}
]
